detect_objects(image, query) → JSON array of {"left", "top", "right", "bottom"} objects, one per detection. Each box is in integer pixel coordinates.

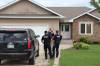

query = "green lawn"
[{"left": 59, "top": 45, "right": 100, "bottom": 66}]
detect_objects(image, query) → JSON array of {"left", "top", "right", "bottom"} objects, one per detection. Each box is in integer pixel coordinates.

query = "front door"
[{"left": 60, "top": 24, "right": 71, "bottom": 39}]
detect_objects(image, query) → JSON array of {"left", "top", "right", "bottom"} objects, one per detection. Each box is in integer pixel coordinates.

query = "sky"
[{"left": 0, "top": 0, "right": 93, "bottom": 8}]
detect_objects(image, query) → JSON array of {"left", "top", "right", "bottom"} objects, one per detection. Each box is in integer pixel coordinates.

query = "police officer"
[
  {"left": 41, "top": 31, "right": 52, "bottom": 59},
  {"left": 53, "top": 30, "right": 62, "bottom": 58}
]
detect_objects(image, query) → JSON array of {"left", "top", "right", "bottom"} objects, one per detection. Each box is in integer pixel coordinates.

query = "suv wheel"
[{"left": 29, "top": 55, "right": 35, "bottom": 65}]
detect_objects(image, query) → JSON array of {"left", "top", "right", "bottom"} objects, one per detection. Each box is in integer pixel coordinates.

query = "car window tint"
[{"left": 0, "top": 31, "right": 27, "bottom": 41}]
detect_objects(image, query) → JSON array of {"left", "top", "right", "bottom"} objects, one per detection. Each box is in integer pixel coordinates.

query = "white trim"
[
  {"left": 87, "top": 13, "right": 100, "bottom": 20},
  {"left": 79, "top": 22, "right": 93, "bottom": 35},
  {"left": 29, "top": 0, "right": 64, "bottom": 18},
  {"left": 68, "top": 8, "right": 96, "bottom": 22},
  {"left": 0, "top": 0, "right": 19, "bottom": 10},
  {"left": 69, "top": 13, "right": 100, "bottom": 22},
  {"left": 0, "top": 16, "right": 60, "bottom": 18},
  {"left": 0, "top": 0, "right": 64, "bottom": 18}
]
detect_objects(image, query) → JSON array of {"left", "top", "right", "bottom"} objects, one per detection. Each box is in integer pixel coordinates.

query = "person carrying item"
[
  {"left": 41, "top": 31, "right": 52, "bottom": 59},
  {"left": 53, "top": 30, "right": 62, "bottom": 58},
  {"left": 48, "top": 28, "right": 54, "bottom": 40}
]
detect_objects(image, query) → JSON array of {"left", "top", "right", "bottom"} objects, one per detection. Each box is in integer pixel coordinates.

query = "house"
[
  {"left": 0, "top": 0, "right": 100, "bottom": 43},
  {"left": 0, "top": 0, "right": 62, "bottom": 44},
  {"left": 48, "top": 7, "right": 91, "bottom": 39},
  {"left": 49, "top": 7, "right": 100, "bottom": 42}
]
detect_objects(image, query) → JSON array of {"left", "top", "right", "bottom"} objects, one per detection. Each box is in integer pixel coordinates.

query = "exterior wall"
[
  {"left": 0, "top": 0, "right": 53, "bottom": 15},
  {"left": 72, "top": 14, "right": 100, "bottom": 42},
  {"left": 0, "top": 18, "right": 59, "bottom": 32}
]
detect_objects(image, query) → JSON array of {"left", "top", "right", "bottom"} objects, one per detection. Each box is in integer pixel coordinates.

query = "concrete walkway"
[
  {"left": 34, "top": 44, "right": 49, "bottom": 66},
  {"left": 53, "top": 43, "right": 73, "bottom": 66}
]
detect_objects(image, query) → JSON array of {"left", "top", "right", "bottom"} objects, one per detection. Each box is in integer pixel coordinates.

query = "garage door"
[{"left": 0, "top": 24, "right": 49, "bottom": 45}]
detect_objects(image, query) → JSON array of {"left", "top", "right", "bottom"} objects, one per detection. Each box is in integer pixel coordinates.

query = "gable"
[
  {"left": 0, "top": 0, "right": 57, "bottom": 16},
  {"left": 89, "top": 9, "right": 100, "bottom": 19},
  {"left": 69, "top": 8, "right": 100, "bottom": 22},
  {"left": 74, "top": 14, "right": 100, "bottom": 24}
]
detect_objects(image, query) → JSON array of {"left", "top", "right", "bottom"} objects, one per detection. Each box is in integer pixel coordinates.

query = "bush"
[
  {"left": 81, "top": 42, "right": 90, "bottom": 49},
  {"left": 80, "top": 37, "right": 92, "bottom": 44},
  {"left": 73, "top": 42, "right": 81, "bottom": 49},
  {"left": 73, "top": 42, "right": 90, "bottom": 49}
]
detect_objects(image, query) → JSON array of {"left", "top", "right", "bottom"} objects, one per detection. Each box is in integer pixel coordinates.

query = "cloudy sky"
[{"left": 0, "top": 0, "right": 92, "bottom": 8}]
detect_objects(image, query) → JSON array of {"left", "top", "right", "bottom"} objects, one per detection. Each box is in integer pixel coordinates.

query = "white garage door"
[{"left": 0, "top": 24, "right": 49, "bottom": 45}]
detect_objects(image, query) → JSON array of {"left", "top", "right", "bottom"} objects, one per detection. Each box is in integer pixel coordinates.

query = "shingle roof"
[
  {"left": 89, "top": 9, "right": 100, "bottom": 19},
  {"left": 48, "top": 7, "right": 91, "bottom": 22}
]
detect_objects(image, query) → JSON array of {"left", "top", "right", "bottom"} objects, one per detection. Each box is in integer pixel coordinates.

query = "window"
[
  {"left": 65, "top": 24, "right": 69, "bottom": 31},
  {"left": 81, "top": 24, "right": 85, "bottom": 33},
  {"left": 79, "top": 22, "right": 93, "bottom": 35},
  {"left": 60, "top": 24, "right": 70, "bottom": 32},
  {"left": 87, "top": 24, "right": 91, "bottom": 33},
  {"left": 0, "top": 31, "right": 27, "bottom": 41}
]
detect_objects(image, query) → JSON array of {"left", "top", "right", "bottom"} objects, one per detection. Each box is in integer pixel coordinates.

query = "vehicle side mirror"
[{"left": 34, "top": 35, "right": 40, "bottom": 38}]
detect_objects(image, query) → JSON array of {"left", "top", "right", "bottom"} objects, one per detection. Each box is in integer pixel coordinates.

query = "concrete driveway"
[{"left": 0, "top": 40, "right": 73, "bottom": 66}]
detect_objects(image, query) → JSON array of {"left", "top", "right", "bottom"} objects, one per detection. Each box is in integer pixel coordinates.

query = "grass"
[
  {"left": 48, "top": 59, "right": 54, "bottom": 66},
  {"left": 59, "top": 45, "right": 100, "bottom": 66}
]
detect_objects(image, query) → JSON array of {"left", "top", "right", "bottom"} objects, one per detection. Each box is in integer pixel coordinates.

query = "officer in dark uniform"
[
  {"left": 41, "top": 31, "right": 52, "bottom": 59},
  {"left": 53, "top": 30, "right": 62, "bottom": 58}
]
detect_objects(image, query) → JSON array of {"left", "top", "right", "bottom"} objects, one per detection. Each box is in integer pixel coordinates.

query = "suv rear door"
[{"left": 0, "top": 30, "right": 28, "bottom": 50}]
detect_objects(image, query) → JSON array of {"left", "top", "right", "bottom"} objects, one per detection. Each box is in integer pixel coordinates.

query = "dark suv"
[{"left": 0, "top": 28, "right": 39, "bottom": 65}]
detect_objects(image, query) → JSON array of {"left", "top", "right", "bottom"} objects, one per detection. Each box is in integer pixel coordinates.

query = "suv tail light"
[{"left": 28, "top": 38, "right": 31, "bottom": 49}]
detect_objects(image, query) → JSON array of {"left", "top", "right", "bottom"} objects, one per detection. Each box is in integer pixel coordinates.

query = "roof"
[
  {"left": 68, "top": 8, "right": 100, "bottom": 22},
  {"left": 89, "top": 9, "right": 100, "bottom": 19},
  {"left": 48, "top": 7, "right": 91, "bottom": 22},
  {"left": 0, "top": 0, "right": 63, "bottom": 18},
  {"left": 0, "top": 0, "right": 99, "bottom": 21}
]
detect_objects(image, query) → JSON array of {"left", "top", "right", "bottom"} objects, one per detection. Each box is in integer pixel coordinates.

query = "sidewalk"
[{"left": 53, "top": 44, "right": 73, "bottom": 66}]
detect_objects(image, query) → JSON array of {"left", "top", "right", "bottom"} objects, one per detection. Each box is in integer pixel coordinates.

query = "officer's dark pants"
[
  {"left": 53, "top": 43, "right": 60, "bottom": 58},
  {"left": 44, "top": 44, "right": 52, "bottom": 59}
]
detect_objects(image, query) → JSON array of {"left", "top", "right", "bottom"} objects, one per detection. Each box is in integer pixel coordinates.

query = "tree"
[{"left": 90, "top": 0, "right": 100, "bottom": 12}]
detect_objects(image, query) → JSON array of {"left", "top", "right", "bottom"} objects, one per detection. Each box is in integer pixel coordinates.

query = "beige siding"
[
  {"left": 0, "top": 0, "right": 53, "bottom": 15},
  {"left": 72, "top": 14, "right": 100, "bottom": 42},
  {"left": 0, "top": 18, "right": 59, "bottom": 32}
]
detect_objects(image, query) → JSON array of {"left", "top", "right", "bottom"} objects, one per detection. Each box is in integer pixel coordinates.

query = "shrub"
[
  {"left": 73, "top": 42, "right": 81, "bottom": 49},
  {"left": 73, "top": 42, "right": 90, "bottom": 49},
  {"left": 80, "top": 37, "right": 92, "bottom": 44},
  {"left": 81, "top": 42, "right": 90, "bottom": 49}
]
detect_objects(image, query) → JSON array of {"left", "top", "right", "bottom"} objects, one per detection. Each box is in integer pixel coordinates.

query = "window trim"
[{"left": 79, "top": 22, "right": 93, "bottom": 35}]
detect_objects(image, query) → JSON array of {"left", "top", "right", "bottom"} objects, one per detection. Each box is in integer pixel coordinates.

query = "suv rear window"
[{"left": 0, "top": 31, "right": 27, "bottom": 41}]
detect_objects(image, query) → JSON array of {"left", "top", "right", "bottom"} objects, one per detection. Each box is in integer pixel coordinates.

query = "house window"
[
  {"left": 87, "top": 24, "right": 92, "bottom": 33},
  {"left": 81, "top": 24, "right": 85, "bottom": 33},
  {"left": 79, "top": 22, "right": 93, "bottom": 35},
  {"left": 60, "top": 24, "right": 70, "bottom": 32},
  {"left": 65, "top": 24, "right": 69, "bottom": 31}
]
